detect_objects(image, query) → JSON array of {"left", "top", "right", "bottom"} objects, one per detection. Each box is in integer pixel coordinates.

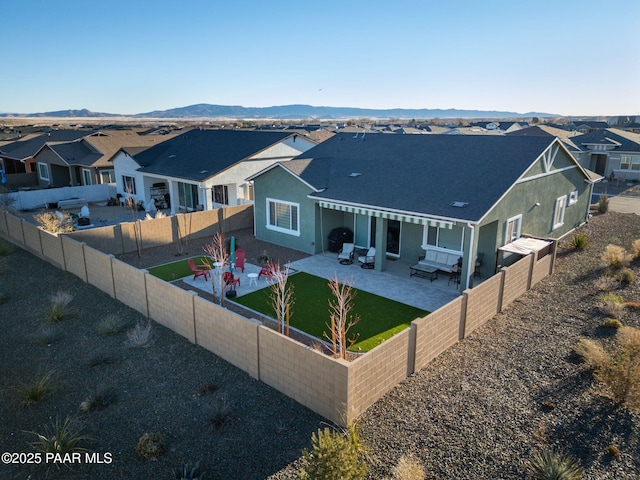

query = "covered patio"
[{"left": 182, "top": 250, "right": 462, "bottom": 312}]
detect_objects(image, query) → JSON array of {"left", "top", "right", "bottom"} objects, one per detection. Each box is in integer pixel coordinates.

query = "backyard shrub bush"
[
  {"left": 173, "top": 461, "right": 205, "bottom": 480},
  {"left": 525, "top": 448, "right": 583, "bottom": 480},
  {"left": 125, "top": 321, "right": 153, "bottom": 347},
  {"left": 594, "top": 275, "right": 617, "bottom": 292},
  {"left": 568, "top": 233, "right": 588, "bottom": 250},
  {"left": 28, "top": 416, "right": 91, "bottom": 456},
  {"left": 601, "top": 244, "right": 631, "bottom": 269},
  {"left": 16, "top": 372, "right": 55, "bottom": 405},
  {"left": 598, "top": 193, "right": 609, "bottom": 214},
  {"left": 96, "top": 314, "right": 129, "bottom": 335},
  {"left": 575, "top": 326, "right": 640, "bottom": 412},
  {"left": 388, "top": 454, "right": 425, "bottom": 480},
  {"left": 602, "top": 317, "right": 623, "bottom": 329},
  {"left": 135, "top": 432, "right": 165, "bottom": 459},
  {"left": 34, "top": 211, "right": 74, "bottom": 233},
  {"left": 599, "top": 292, "right": 625, "bottom": 317},
  {"left": 632, "top": 239, "right": 640, "bottom": 259},
  {"left": 615, "top": 267, "right": 636, "bottom": 285},
  {"left": 299, "top": 424, "right": 367, "bottom": 480}
]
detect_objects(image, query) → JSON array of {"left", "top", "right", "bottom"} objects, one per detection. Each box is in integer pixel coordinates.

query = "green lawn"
[
  {"left": 234, "top": 272, "right": 429, "bottom": 352},
  {"left": 147, "top": 256, "right": 211, "bottom": 281}
]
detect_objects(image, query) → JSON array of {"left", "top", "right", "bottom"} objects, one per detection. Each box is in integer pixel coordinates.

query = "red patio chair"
[
  {"left": 222, "top": 271, "right": 240, "bottom": 290},
  {"left": 188, "top": 258, "right": 210, "bottom": 281},
  {"left": 258, "top": 263, "right": 274, "bottom": 280},
  {"left": 234, "top": 249, "right": 246, "bottom": 273}
]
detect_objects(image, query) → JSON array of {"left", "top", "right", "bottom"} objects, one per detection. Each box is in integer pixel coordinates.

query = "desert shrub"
[
  {"left": 47, "top": 303, "right": 73, "bottom": 323},
  {"left": 0, "top": 292, "right": 6, "bottom": 304},
  {"left": 79, "top": 385, "right": 117, "bottom": 412},
  {"left": 299, "top": 424, "right": 367, "bottom": 480},
  {"left": 28, "top": 416, "right": 91, "bottom": 455},
  {"left": 599, "top": 292, "right": 625, "bottom": 317},
  {"left": 632, "top": 239, "right": 640, "bottom": 259},
  {"left": 602, "top": 317, "right": 623, "bottom": 329},
  {"left": 96, "top": 314, "right": 128, "bottom": 335},
  {"left": 51, "top": 290, "right": 74, "bottom": 307},
  {"left": 597, "top": 193, "right": 609, "bottom": 214},
  {"left": 601, "top": 244, "right": 631, "bottom": 269},
  {"left": 136, "top": 432, "right": 165, "bottom": 459},
  {"left": 574, "top": 338, "right": 610, "bottom": 369},
  {"left": 615, "top": 267, "right": 636, "bottom": 285},
  {"left": 34, "top": 211, "right": 74, "bottom": 233},
  {"left": 388, "top": 454, "right": 425, "bottom": 480},
  {"left": 209, "top": 395, "right": 233, "bottom": 427},
  {"left": 16, "top": 372, "right": 55, "bottom": 405},
  {"left": 197, "top": 381, "right": 218, "bottom": 396},
  {"left": 125, "top": 321, "right": 152, "bottom": 347},
  {"left": 576, "top": 326, "right": 640, "bottom": 412},
  {"left": 594, "top": 275, "right": 617, "bottom": 292},
  {"left": 606, "top": 445, "right": 621, "bottom": 458},
  {"left": 34, "top": 325, "right": 63, "bottom": 345},
  {"left": 568, "top": 233, "right": 588, "bottom": 250},
  {"left": 173, "top": 461, "right": 205, "bottom": 480},
  {"left": 525, "top": 448, "right": 583, "bottom": 480}
]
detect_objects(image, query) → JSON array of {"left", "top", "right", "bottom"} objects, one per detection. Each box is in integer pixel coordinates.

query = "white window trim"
[
  {"left": 38, "top": 162, "right": 50, "bottom": 181},
  {"left": 122, "top": 175, "right": 137, "bottom": 195},
  {"left": 266, "top": 197, "right": 300, "bottom": 236},
  {"left": 568, "top": 190, "right": 578, "bottom": 206},
  {"left": 553, "top": 195, "right": 567, "bottom": 230},
  {"left": 505, "top": 214, "right": 522, "bottom": 244}
]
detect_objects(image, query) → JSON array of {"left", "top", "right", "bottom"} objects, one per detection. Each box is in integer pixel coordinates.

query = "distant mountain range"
[{"left": 0, "top": 104, "right": 557, "bottom": 120}]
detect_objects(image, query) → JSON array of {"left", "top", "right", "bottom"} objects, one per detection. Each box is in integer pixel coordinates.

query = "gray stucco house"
[{"left": 247, "top": 133, "right": 599, "bottom": 291}]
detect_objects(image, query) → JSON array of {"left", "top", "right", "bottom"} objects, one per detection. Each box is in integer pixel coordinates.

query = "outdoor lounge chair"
[
  {"left": 258, "top": 264, "right": 274, "bottom": 280},
  {"left": 188, "top": 258, "right": 210, "bottom": 281},
  {"left": 234, "top": 248, "right": 246, "bottom": 273},
  {"left": 358, "top": 247, "right": 375, "bottom": 269},
  {"left": 338, "top": 243, "right": 355, "bottom": 264}
]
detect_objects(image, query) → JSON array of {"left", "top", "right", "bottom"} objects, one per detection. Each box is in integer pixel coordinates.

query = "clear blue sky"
[{"left": 2, "top": 0, "right": 639, "bottom": 116}]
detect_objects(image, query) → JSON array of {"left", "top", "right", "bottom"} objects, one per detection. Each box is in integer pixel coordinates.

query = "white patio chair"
[{"left": 338, "top": 243, "right": 355, "bottom": 264}]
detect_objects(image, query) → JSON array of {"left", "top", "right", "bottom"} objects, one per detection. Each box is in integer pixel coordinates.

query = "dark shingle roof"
[
  {"left": 282, "top": 133, "right": 559, "bottom": 222},
  {"left": 0, "top": 130, "right": 94, "bottom": 159},
  {"left": 136, "top": 129, "right": 295, "bottom": 181},
  {"left": 572, "top": 129, "right": 640, "bottom": 153}
]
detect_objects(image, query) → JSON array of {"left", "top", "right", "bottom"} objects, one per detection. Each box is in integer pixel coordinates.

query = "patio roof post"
[{"left": 374, "top": 217, "right": 387, "bottom": 272}]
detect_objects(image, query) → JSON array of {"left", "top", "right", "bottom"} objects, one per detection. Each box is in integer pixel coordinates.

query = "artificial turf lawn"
[
  {"left": 147, "top": 256, "right": 211, "bottom": 281},
  {"left": 234, "top": 272, "right": 429, "bottom": 352}
]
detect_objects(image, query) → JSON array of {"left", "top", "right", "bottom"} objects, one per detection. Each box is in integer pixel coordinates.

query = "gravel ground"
[{"left": 1, "top": 211, "right": 639, "bottom": 479}]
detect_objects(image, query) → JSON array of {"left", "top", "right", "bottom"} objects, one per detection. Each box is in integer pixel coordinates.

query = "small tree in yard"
[
  {"left": 268, "top": 262, "right": 294, "bottom": 336},
  {"left": 324, "top": 275, "right": 360, "bottom": 359},
  {"left": 203, "top": 232, "right": 229, "bottom": 307}
]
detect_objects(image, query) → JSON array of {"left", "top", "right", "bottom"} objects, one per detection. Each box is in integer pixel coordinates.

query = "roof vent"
[
  {"left": 349, "top": 172, "right": 362, "bottom": 177},
  {"left": 168, "top": 154, "right": 176, "bottom": 158},
  {"left": 199, "top": 170, "right": 208, "bottom": 174},
  {"left": 451, "top": 201, "right": 468, "bottom": 208}
]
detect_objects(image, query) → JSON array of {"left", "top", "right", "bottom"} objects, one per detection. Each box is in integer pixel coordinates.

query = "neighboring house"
[
  {"left": 112, "top": 129, "right": 317, "bottom": 213},
  {"left": 29, "top": 129, "right": 177, "bottom": 189},
  {"left": 248, "top": 133, "right": 599, "bottom": 291},
  {"left": 568, "top": 128, "right": 640, "bottom": 180},
  {"left": 569, "top": 120, "right": 609, "bottom": 134},
  {"left": 507, "top": 125, "right": 583, "bottom": 154},
  {"left": 0, "top": 129, "right": 94, "bottom": 187}
]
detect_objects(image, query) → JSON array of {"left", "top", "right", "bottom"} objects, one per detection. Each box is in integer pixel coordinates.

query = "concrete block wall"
[
  {"left": 111, "top": 258, "right": 149, "bottom": 317},
  {"left": 145, "top": 275, "right": 197, "bottom": 343},
  {"left": 84, "top": 246, "right": 115, "bottom": 298},
  {"left": 531, "top": 254, "right": 553, "bottom": 288},
  {"left": 68, "top": 225, "right": 123, "bottom": 255},
  {"left": 40, "top": 229, "right": 65, "bottom": 270},
  {"left": 137, "top": 216, "right": 176, "bottom": 248},
  {"left": 61, "top": 236, "right": 87, "bottom": 281},
  {"left": 0, "top": 211, "right": 8, "bottom": 236},
  {"left": 258, "top": 326, "right": 350, "bottom": 426},
  {"left": 501, "top": 255, "right": 532, "bottom": 308},
  {"left": 193, "top": 297, "right": 260, "bottom": 379},
  {"left": 463, "top": 273, "right": 503, "bottom": 336},
  {"left": 413, "top": 296, "right": 465, "bottom": 372},
  {"left": 5, "top": 214, "right": 24, "bottom": 244},
  {"left": 346, "top": 328, "right": 412, "bottom": 423},
  {"left": 22, "top": 221, "right": 43, "bottom": 257}
]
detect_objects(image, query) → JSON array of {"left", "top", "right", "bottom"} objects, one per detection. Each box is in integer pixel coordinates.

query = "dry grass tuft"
[
  {"left": 601, "top": 244, "right": 631, "bottom": 269},
  {"left": 125, "top": 321, "right": 153, "bottom": 348},
  {"left": 575, "top": 338, "right": 610, "bottom": 369},
  {"left": 389, "top": 454, "right": 425, "bottom": 480}
]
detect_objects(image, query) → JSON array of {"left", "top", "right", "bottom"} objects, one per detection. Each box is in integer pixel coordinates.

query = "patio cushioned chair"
[
  {"left": 234, "top": 249, "right": 246, "bottom": 273},
  {"left": 338, "top": 243, "right": 355, "bottom": 264},
  {"left": 188, "top": 258, "right": 210, "bottom": 281},
  {"left": 358, "top": 247, "right": 376, "bottom": 269},
  {"left": 258, "top": 263, "right": 274, "bottom": 280}
]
